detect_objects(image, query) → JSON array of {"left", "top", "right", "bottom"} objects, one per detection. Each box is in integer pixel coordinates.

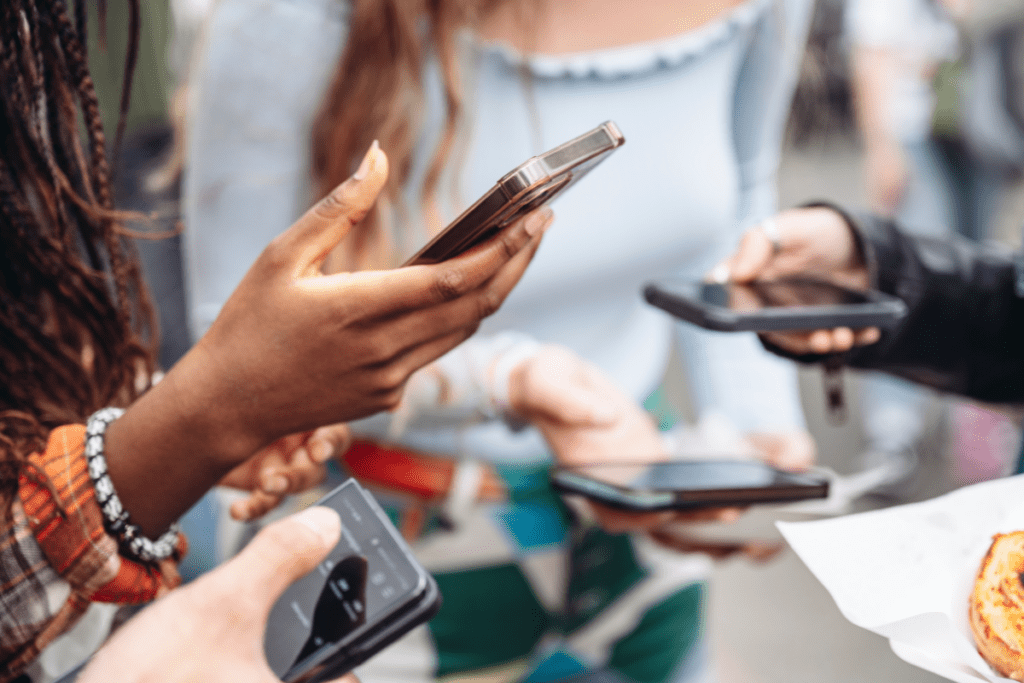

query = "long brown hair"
[
  {"left": 311, "top": 0, "right": 513, "bottom": 269},
  {"left": 0, "top": 0, "right": 155, "bottom": 499}
]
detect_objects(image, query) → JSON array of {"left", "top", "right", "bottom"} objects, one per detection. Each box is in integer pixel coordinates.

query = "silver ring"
[{"left": 759, "top": 218, "right": 782, "bottom": 255}]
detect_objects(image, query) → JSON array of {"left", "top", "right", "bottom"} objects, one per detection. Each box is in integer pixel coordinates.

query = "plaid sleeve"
[{"left": 0, "top": 424, "right": 186, "bottom": 680}]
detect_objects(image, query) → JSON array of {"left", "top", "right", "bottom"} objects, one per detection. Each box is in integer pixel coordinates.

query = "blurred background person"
[
  {"left": 846, "top": 0, "right": 1024, "bottom": 494},
  {"left": 842, "top": 0, "right": 962, "bottom": 496}
]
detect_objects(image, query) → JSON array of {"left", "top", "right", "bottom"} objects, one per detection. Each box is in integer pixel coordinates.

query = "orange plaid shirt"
[{"left": 1, "top": 425, "right": 185, "bottom": 681}]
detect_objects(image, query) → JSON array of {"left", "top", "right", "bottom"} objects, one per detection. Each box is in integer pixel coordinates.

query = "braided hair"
[{"left": 0, "top": 0, "right": 154, "bottom": 502}]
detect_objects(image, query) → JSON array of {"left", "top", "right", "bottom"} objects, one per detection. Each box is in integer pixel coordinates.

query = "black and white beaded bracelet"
[{"left": 85, "top": 407, "right": 180, "bottom": 563}]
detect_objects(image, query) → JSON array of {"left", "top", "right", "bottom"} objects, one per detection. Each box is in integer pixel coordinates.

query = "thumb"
[
  {"left": 720, "top": 228, "right": 775, "bottom": 283},
  {"left": 227, "top": 506, "right": 342, "bottom": 616},
  {"left": 278, "top": 141, "right": 389, "bottom": 278}
]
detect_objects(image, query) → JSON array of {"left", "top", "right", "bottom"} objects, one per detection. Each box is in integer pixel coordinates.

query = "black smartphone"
[
  {"left": 265, "top": 479, "right": 441, "bottom": 683},
  {"left": 643, "top": 277, "right": 907, "bottom": 332},
  {"left": 550, "top": 460, "right": 829, "bottom": 512},
  {"left": 403, "top": 121, "right": 625, "bottom": 266}
]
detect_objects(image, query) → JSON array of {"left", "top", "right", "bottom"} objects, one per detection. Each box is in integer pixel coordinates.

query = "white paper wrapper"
[{"left": 777, "top": 475, "right": 1024, "bottom": 682}]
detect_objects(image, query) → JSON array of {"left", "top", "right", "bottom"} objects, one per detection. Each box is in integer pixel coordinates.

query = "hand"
[
  {"left": 508, "top": 346, "right": 742, "bottom": 534},
  {"left": 78, "top": 507, "right": 358, "bottom": 683},
  {"left": 219, "top": 424, "right": 352, "bottom": 521},
  {"left": 714, "top": 207, "right": 880, "bottom": 355},
  {"left": 106, "top": 142, "right": 553, "bottom": 535},
  {"left": 744, "top": 429, "right": 817, "bottom": 472}
]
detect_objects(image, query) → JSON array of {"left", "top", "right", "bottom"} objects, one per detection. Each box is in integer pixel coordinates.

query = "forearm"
[{"left": 846, "top": 214, "right": 1024, "bottom": 402}]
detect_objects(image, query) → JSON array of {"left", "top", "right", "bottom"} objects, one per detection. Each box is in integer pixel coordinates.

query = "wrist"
[{"left": 103, "top": 346, "right": 266, "bottom": 536}]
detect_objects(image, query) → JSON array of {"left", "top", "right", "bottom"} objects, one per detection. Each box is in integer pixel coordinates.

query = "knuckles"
[
  {"left": 474, "top": 289, "right": 502, "bottom": 320},
  {"left": 431, "top": 266, "right": 470, "bottom": 302}
]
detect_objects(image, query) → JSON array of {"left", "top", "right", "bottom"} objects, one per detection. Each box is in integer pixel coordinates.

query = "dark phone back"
[
  {"left": 403, "top": 121, "right": 625, "bottom": 266},
  {"left": 551, "top": 460, "right": 829, "bottom": 512},
  {"left": 643, "top": 278, "right": 907, "bottom": 332},
  {"left": 268, "top": 479, "right": 441, "bottom": 683}
]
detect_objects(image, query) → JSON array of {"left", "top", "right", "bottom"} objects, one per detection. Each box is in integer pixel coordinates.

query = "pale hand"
[
  {"left": 714, "top": 207, "right": 879, "bottom": 355},
  {"left": 507, "top": 346, "right": 744, "bottom": 534},
  {"left": 78, "top": 507, "right": 359, "bottom": 683}
]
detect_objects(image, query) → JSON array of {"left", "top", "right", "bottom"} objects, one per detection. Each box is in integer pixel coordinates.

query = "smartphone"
[
  {"left": 550, "top": 460, "right": 829, "bottom": 512},
  {"left": 265, "top": 479, "right": 441, "bottom": 683},
  {"left": 403, "top": 121, "right": 625, "bottom": 266},
  {"left": 643, "top": 277, "right": 907, "bottom": 332}
]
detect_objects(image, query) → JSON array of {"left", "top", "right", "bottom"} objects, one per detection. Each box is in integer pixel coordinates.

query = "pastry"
[{"left": 970, "top": 531, "right": 1024, "bottom": 680}]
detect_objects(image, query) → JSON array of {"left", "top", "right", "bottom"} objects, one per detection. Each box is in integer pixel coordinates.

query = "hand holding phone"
[
  {"left": 707, "top": 207, "right": 887, "bottom": 354},
  {"left": 74, "top": 508, "right": 357, "bottom": 683}
]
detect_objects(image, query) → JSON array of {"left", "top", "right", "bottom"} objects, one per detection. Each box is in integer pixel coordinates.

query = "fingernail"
[
  {"left": 524, "top": 207, "right": 554, "bottom": 237},
  {"left": 710, "top": 263, "right": 730, "bottom": 284},
  {"left": 309, "top": 440, "right": 334, "bottom": 463},
  {"left": 294, "top": 506, "right": 342, "bottom": 547},
  {"left": 262, "top": 474, "right": 289, "bottom": 494},
  {"left": 352, "top": 140, "right": 380, "bottom": 181}
]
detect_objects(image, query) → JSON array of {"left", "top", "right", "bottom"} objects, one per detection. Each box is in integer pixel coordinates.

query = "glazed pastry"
[{"left": 970, "top": 531, "right": 1024, "bottom": 680}]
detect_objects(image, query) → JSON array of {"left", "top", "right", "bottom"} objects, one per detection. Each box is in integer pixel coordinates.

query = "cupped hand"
[
  {"left": 78, "top": 507, "right": 358, "bottom": 683},
  {"left": 508, "top": 346, "right": 743, "bottom": 534},
  {"left": 168, "top": 142, "right": 553, "bottom": 465},
  {"left": 714, "top": 207, "right": 880, "bottom": 355},
  {"left": 219, "top": 424, "right": 352, "bottom": 521}
]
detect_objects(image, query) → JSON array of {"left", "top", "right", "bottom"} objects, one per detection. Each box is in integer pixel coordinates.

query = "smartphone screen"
[
  {"left": 265, "top": 481, "right": 429, "bottom": 679},
  {"left": 551, "top": 460, "right": 829, "bottom": 511}
]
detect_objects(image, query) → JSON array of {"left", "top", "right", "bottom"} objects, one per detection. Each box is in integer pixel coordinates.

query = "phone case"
[
  {"left": 403, "top": 121, "right": 625, "bottom": 266},
  {"left": 643, "top": 278, "right": 908, "bottom": 332},
  {"left": 270, "top": 480, "right": 442, "bottom": 683}
]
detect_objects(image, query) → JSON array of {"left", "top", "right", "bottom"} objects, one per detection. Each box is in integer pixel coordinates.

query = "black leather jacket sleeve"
[{"left": 773, "top": 210, "right": 1024, "bottom": 403}]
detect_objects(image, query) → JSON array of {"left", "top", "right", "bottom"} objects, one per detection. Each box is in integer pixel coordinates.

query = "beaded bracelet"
[{"left": 85, "top": 407, "right": 181, "bottom": 563}]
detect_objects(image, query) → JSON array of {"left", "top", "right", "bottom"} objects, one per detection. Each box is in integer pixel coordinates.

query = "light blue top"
[{"left": 183, "top": 0, "right": 812, "bottom": 463}]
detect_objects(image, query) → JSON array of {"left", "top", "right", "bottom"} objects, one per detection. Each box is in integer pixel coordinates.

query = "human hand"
[
  {"left": 744, "top": 429, "right": 817, "bottom": 472},
  {"left": 78, "top": 507, "right": 358, "bottom": 683},
  {"left": 166, "top": 142, "right": 552, "bottom": 463},
  {"left": 508, "top": 346, "right": 742, "bottom": 534},
  {"left": 219, "top": 424, "right": 352, "bottom": 521},
  {"left": 107, "top": 142, "right": 552, "bottom": 536},
  {"left": 713, "top": 207, "right": 880, "bottom": 355}
]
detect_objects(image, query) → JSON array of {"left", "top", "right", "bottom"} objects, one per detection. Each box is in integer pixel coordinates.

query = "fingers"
[
  {"left": 230, "top": 490, "right": 284, "bottom": 521},
  {"left": 275, "top": 142, "right": 389, "bottom": 278},
  {"left": 745, "top": 431, "right": 817, "bottom": 471},
  {"left": 308, "top": 423, "right": 352, "bottom": 464},
  {"left": 226, "top": 506, "right": 341, "bottom": 613},
  {"left": 716, "top": 226, "right": 776, "bottom": 284},
  {"left": 315, "top": 206, "right": 551, "bottom": 319},
  {"left": 760, "top": 325, "right": 880, "bottom": 355},
  {"left": 527, "top": 372, "right": 620, "bottom": 426}
]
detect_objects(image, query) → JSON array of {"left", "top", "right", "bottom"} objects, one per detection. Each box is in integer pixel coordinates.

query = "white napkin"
[{"left": 778, "top": 475, "right": 1024, "bottom": 682}]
